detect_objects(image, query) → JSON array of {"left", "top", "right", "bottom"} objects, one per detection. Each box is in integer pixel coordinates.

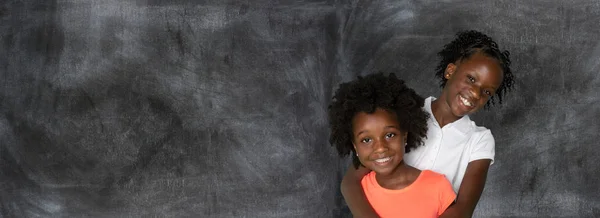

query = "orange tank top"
[{"left": 361, "top": 170, "right": 456, "bottom": 218}]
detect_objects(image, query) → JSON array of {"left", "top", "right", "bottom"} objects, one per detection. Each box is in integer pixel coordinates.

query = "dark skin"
[
  {"left": 341, "top": 52, "right": 504, "bottom": 218},
  {"left": 346, "top": 109, "right": 421, "bottom": 217},
  {"left": 351, "top": 109, "right": 420, "bottom": 191},
  {"left": 433, "top": 52, "right": 503, "bottom": 126}
]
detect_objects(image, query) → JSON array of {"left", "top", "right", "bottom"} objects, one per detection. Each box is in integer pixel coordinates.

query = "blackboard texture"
[{"left": 1, "top": 0, "right": 599, "bottom": 217}]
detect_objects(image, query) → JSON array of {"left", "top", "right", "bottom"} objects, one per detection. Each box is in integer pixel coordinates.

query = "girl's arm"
[
  {"left": 340, "top": 165, "right": 379, "bottom": 218},
  {"left": 440, "top": 159, "right": 491, "bottom": 218}
]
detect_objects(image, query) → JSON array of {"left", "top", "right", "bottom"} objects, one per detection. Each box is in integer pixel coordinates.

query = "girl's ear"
[{"left": 445, "top": 63, "right": 457, "bottom": 79}]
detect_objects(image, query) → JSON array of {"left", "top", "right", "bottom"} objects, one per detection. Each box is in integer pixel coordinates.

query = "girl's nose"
[
  {"left": 470, "top": 86, "right": 481, "bottom": 100},
  {"left": 373, "top": 139, "right": 388, "bottom": 153}
]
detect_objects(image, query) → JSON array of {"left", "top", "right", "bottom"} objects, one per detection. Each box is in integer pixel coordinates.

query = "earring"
[{"left": 356, "top": 153, "right": 358, "bottom": 157}]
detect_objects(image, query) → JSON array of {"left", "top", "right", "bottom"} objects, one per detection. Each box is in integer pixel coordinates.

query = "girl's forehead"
[
  {"left": 462, "top": 52, "right": 499, "bottom": 64},
  {"left": 461, "top": 54, "right": 502, "bottom": 71},
  {"left": 458, "top": 55, "right": 503, "bottom": 85}
]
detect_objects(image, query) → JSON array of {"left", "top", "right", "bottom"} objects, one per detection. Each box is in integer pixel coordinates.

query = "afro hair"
[{"left": 328, "top": 73, "right": 429, "bottom": 168}]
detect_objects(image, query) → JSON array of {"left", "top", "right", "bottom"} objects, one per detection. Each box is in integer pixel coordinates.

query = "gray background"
[{"left": 1, "top": 0, "right": 599, "bottom": 217}]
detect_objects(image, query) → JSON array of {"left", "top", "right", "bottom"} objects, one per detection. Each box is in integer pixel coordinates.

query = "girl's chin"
[{"left": 450, "top": 107, "right": 467, "bottom": 118}]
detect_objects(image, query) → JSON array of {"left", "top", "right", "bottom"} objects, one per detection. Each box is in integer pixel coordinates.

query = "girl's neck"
[
  {"left": 375, "top": 162, "right": 420, "bottom": 190},
  {"left": 431, "top": 98, "right": 461, "bottom": 128}
]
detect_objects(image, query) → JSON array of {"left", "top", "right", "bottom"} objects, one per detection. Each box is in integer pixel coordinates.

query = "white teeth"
[
  {"left": 375, "top": 157, "right": 391, "bottom": 163},
  {"left": 460, "top": 96, "right": 473, "bottom": 107}
]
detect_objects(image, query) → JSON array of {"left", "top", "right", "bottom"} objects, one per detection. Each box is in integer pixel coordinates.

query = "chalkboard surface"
[{"left": 1, "top": 1, "right": 599, "bottom": 217}]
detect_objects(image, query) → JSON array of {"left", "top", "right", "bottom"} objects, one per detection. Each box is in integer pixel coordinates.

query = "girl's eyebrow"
[
  {"left": 470, "top": 73, "right": 500, "bottom": 90},
  {"left": 356, "top": 125, "right": 399, "bottom": 135},
  {"left": 355, "top": 130, "right": 368, "bottom": 136},
  {"left": 483, "top": 82, "right": 500, "bottom": 91},
  {"left": 384, "top": 125, "right": 401, "bottom": 131}
]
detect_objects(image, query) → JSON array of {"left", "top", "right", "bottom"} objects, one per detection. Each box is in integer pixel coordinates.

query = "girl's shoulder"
[
  {"left": 418, "top": 170, "right": 454, "bottom": 192},
  {"left": 418, "top": 170, "right": 449, "bottom": 184}
]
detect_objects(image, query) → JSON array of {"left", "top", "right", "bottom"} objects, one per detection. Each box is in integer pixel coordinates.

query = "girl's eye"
[
  {"left": 484, "top": 90, "right": 492, "bottom": 96},
  {"left": 467, "top": 75, "right": 475, "bottom": 83},
  {"left": 385, "top": 133, "right": 396, "bottom": 138},
  {"left": 361, "top": 138, "right": 371, "bottom": 143}
]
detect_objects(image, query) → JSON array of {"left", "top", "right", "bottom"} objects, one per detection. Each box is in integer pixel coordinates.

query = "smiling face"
[
  {"left": 352, "top": 108, "right": 407, "bottom": 176},
  {"left": 440, "top": 52, "right": 504, "bottom": 118}
]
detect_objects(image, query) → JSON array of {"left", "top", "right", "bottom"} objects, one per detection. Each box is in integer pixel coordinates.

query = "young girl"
[
  {"left": 328, "top": 73, "right": 456, "bottom": 217},
  {"left": 341, "top": 30, "right": 516, "bottom": 218}
]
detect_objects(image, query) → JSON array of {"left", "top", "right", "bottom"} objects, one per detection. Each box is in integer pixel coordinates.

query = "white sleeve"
[{"left": 469, "top": 130, "right": 495, "bottom": 165}]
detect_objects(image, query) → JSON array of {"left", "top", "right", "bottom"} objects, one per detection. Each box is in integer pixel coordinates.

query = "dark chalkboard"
[{"left": 1, "top": 0, "right": 599, "bottom": 217}]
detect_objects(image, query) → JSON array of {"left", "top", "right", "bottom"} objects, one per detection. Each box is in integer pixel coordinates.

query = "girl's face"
[
  {"left": 352, "top": 108, "right": 407, "bottom": 176},
  {"left": 441, "top": 52, "right": 504, "bottom": 118}
]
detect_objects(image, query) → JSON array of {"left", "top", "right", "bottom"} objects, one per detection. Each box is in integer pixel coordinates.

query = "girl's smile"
[
  {"left": 434, "top": 51, "right": 504, "bottom": 125},
  {"left": 352, "top": 108, "right": 407, "bottom": 176},
  {"left": 458, "top": 94, "right": 476, "bottom": 110}
]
